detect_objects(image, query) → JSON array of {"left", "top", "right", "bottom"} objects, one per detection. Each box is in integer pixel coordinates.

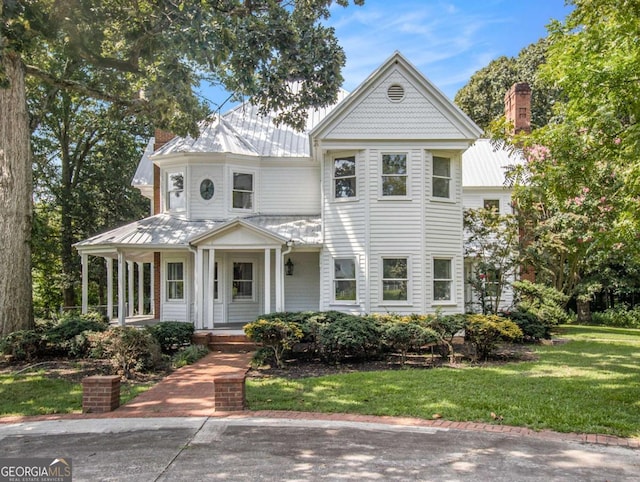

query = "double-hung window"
[
  {"left": 432, "top": 157, "right": 451, "bottom": 199},
  {"left": 433, "top": 258, "right": 453, "bottom": 302},
  {"left": 334, "top": 258, "right": 357, "bottom": 302},
  {"left": 232, "top": 172, "right": 254, "bottom": 210},
  {"left": 166, "top": 262, "right": 184, "bottom": 301},
  {"left": 483, "top": 199, "right": 500, "bottom": 211},
  {"left": 167, "top": 171, "right": 185, "bottom": 212},
  {"left": 232, "top": 262, "right": 253, "bottom": 301},
  {"left": 334, "top": 156, "right": 356, "bottom": 199},
  {"left": 382, "top": 258, "right": 408, "bottom": 301},
  {"left": 381, "top": 153, "right": 407, "bottom": 196}
]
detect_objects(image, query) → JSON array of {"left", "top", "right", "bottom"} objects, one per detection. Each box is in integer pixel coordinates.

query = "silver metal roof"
[
  {"left": 131, "top": 137, "right": 155, "bottom": 187},
  {"left": 462, "top": 139, "right": 524, "bottom": 187},
  {"left": 75, "top": 214, "right": 321, "bottom": 250}
]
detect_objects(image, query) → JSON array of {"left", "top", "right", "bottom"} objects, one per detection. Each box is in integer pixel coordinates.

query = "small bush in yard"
[
  {"left": 317, "top": 315, "right": 384, "bottom": 362},
  {"left": 88, "top": 327, "right": 163, "bottom": 378},
  {"left": 146, "top": 321, "right": 194, "bottom": 353},
  {"left": 591, "top": 306, "right": 640, "bottom": 328},
  {"left": 427, "top": 313, "right": 466, "bottom": 363},
  {"left": 245, "top": 318, "right": 303, "bottom": 368},
  {"left": 172, "top": 344, "right": 210, "bottom": 368},
  {"left": 0, "top": 330, "right": 45, "bottom": 361},
  {"left": 504, "top": 309, "right": 551, "bottom": 341},
  {"left": 465, "top": 314, "right": 523, "bottom": 361},
  {"left": 45, "top": 313, "right": 109, "bottom": 355},
  {"left": 383, "top": 321, "right": 438, "bottom": 365}
]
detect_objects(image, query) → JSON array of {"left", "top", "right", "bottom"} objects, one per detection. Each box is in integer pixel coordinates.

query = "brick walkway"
[{"left": 1, "top": 351, "right": 638, "bottom": 450}]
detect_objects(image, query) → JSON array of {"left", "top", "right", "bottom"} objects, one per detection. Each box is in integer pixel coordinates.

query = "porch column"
[
  {"left": 275, "top": 246, "right": 283, "bottom": 312},
  {"left": 138, "top": 262, "right": 144, "bottom": 315},
  {"left": 195, "top": 247, "right": 204, "bottom": 329},
  {"left": 264, "top": 248, "right": 271, "bottom": 314},
  {"left": 81, "top": 253, "right": 89, "bottom": 314},
  {"left": 150, "top": 261, "right": 155, "bottom": 316},
  {"left": 127, "top": 261, "right": 134, "bottom": 317},
  {"left": 207, "top": 249, "right": 215, "bottom": 329},
  {"left": 106, "top": 258, "right": 114, "bottom": 320},
  {"left": 117, "top": 251, "right": 126, "bottom": 326}
]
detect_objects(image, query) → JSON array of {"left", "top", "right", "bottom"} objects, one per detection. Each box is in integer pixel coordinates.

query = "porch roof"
[{"left": 74, "top": 214, "right": 322, "bottom": 252}]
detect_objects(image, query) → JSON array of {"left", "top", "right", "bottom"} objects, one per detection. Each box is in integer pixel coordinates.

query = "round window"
[{"left": 200, "top": 178, "right": 215, "bottom": 200}]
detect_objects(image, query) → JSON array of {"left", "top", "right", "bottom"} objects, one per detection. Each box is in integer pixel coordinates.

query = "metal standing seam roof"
[
  {"left": 462, "top": 139, "right": 525, "bottom": 187},
  {"left": 75, "top": 214, "right": 322, "bottom": 250},
  {"left": 131, "top": 137, "right": 155, "bottom": 187}
]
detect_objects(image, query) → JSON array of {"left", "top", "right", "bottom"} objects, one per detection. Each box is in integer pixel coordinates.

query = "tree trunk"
[
  {"left": 0, "top": 53, "right": 34, "bottom": 335},
  {"left": 576, "top": 299, "right": 592, "bottom": 324}
]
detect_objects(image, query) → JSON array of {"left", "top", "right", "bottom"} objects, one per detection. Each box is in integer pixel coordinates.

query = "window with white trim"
[
  {"left": 334, "top": 156, "right": 356, "bottom": 199},
  {"left": 382, "top": 257, "right": 408, "bottom": 301},
  {"left": 484, "top": 199, "right": 500, "bottom": 211},
  {"left": 166, "top": 262, "right": 184, "bottom": 301},
  {"left": 334, "top": 258, "right": 357, "bottom": 302},
  {"left": 433, "top": 258, "right": 453, "bottom": 302},
  {"left": 232, "top": 172, "right": 254, "bottom": 210},
  {"left": 381, "top": 153, "right": 407, "bottom": 196},
  {"left": 432, "top": 156, "right": 451, "bottom": 199},
  {"left": 167, "top": 171, "right": 185, "bottom": 212},
  {"left": 232, "top": 262, "right": 253, "bottom": 301}
]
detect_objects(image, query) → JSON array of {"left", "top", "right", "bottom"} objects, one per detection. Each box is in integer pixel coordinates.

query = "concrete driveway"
[{"left": 1, "top": 416, "right": 638, "bottom": 481}]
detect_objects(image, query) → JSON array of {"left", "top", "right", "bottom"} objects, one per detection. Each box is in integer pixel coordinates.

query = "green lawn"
[
  {"left": 0, "top": 371, "right": 150, "bottom": 417},
  {"left": 246, "top": 325, "right": 640, "bottom": 438}
]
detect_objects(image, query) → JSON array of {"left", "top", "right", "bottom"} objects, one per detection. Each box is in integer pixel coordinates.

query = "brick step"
[
  {"left": 209, "top": 334, "right": 250, "bottom": 343},
  {"left": 208, "top": 341, "right": 258, "bottom": 354}
]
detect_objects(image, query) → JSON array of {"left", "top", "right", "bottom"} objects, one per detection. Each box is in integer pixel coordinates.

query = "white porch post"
[
  {"left": 138, "top": 262, "right": 144, "bottom": 315},
  {"left": 150, "top": 261, "right": 155, "bottom": 317},
  {"left": 117, "top": 251, "right": 126, "bottom": 326},
  {"left": 106, "top": 258, "right": 114, "bottom": 321},
  {"left": 81, "top": 253, "right": 89, "bottom": 314},
  {"left": 275, "top": 246, "right": 283, "bottom": 312},
  {"left": 127, "top": 260, "right": 134, "bottom": 317},
  {"left": 207, "top": 249, "right": 215, "bottom": 329},
  {"left": 264, "top": 248, "right": 271, "bottom": 314},
  {"left": 196, "top": 247, "right": 204, "bottom": 329}
]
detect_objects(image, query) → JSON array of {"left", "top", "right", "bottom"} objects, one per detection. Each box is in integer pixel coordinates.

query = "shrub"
[
  {"left": 45, "top": 313, "right": 109, "bottom": 355},
  {"left": 512, "top": 281, "right": 574, "bottom": 326},
  {"left": 465, "top": 314, "right": 523, "bottom": 361},
  {"left": 0, "top": 330, "right": 45, "bottom": 361},
  {"left": 591, "top": 306, "right": 640, "bottom": 328},
  {"left": 317, "top": 315, "right": 384, "bottom": 362},
  {"left": 172, "top": 344, "right": 210, "bottom": 368},
  {"left": 504, "top": 309, "right": 551, "bottom": 341},
  {"left": 427, "top": 313, "right": 466, "bottom": 362},
  {"left": 88, "top": 327, "right": 163, "bottom": 378},
  {"left": 383, "top": 321, "right": 438, "bottom": 365},
  {"left": 146, "top": 322, "right": 194, "bottom": 354},
  {"left": 244, "top": 318, "right": 304, "bottom": 368}
]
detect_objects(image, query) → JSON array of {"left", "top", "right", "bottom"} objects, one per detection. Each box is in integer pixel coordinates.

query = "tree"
[
  {"left": 463, "top": 207, "right": 520, "bottom": 314},
  {"left": 455, "top": 38, "right": 559, "bottom": 131},
  {"left": 498, "top": 0, "right": 640, "bottom": 321},
  {"left": 0, "top": 0, "right": 364, "bottom": 336}
]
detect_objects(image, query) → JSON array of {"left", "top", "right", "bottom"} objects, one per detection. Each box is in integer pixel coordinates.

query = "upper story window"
[
  {"left": 334, "top": 258, "right": 357, "bottom": 302},
  {"left": 334, "top": 156, "right": 356, "bottom": 199},
  {"left": 382, "top": 257, "right": 408, "bottom": 302},
  {"left": 432, "top": 156, "right": 451, "bottom": 199},
  {"left": 484, "top": 199, "right": 500, "bottom": 211},
  {"left": 232, "top": 172, "right": 253, "bottom": 210},
  {"left": 167, "top": 171, "right": 185, "bottom": 212},
  {"left": 381, "top": 153, "right": 407, "bottom": 196}
]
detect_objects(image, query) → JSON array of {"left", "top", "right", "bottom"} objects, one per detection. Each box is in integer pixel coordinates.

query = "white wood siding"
[
  {"left": 160, "top": 252, "right": 190, "bottom": 322},
  {"left": 284, "top": 252, "right": 320, "bottom": 312},
  {"left": 259, "top": 165, "right": 320, "bottom": 214},
  {"left": 189, "top": 164, "right": 225, "bottom": 220}
]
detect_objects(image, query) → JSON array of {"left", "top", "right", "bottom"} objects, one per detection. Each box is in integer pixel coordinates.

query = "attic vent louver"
[{"left": 387, "top": 84, "right": 405, "bottom": 102}]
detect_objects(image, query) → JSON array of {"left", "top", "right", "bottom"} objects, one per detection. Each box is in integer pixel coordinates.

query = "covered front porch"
[{"left": 75, "top": 214, "right": 322, "bottom": 328}]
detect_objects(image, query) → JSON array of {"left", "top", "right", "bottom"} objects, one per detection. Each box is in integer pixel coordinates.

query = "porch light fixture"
[{"left": 285, "top": 258, "right": 294, "bottom": 276}]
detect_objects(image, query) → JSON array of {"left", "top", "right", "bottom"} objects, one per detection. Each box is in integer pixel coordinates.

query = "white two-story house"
[{"left": 76, "top": 52, "right": 485, "bottom": 328}]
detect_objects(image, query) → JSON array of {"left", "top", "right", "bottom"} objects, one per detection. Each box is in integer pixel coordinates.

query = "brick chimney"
[{"left": 504, "top": 83, "right": 531, "bottom": 134}]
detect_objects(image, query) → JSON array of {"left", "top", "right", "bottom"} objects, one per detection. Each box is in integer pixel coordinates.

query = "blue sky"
[{"left": 203, "top": 0, "right": 572, "bottom": 110}]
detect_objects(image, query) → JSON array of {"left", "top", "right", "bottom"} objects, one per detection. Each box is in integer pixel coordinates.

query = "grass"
[
  {"left": 0, "top": 371, "right": 151, "bottom": 417},
  {"left": 246, "top": 325, "right": 640, "bottom": 438}
]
